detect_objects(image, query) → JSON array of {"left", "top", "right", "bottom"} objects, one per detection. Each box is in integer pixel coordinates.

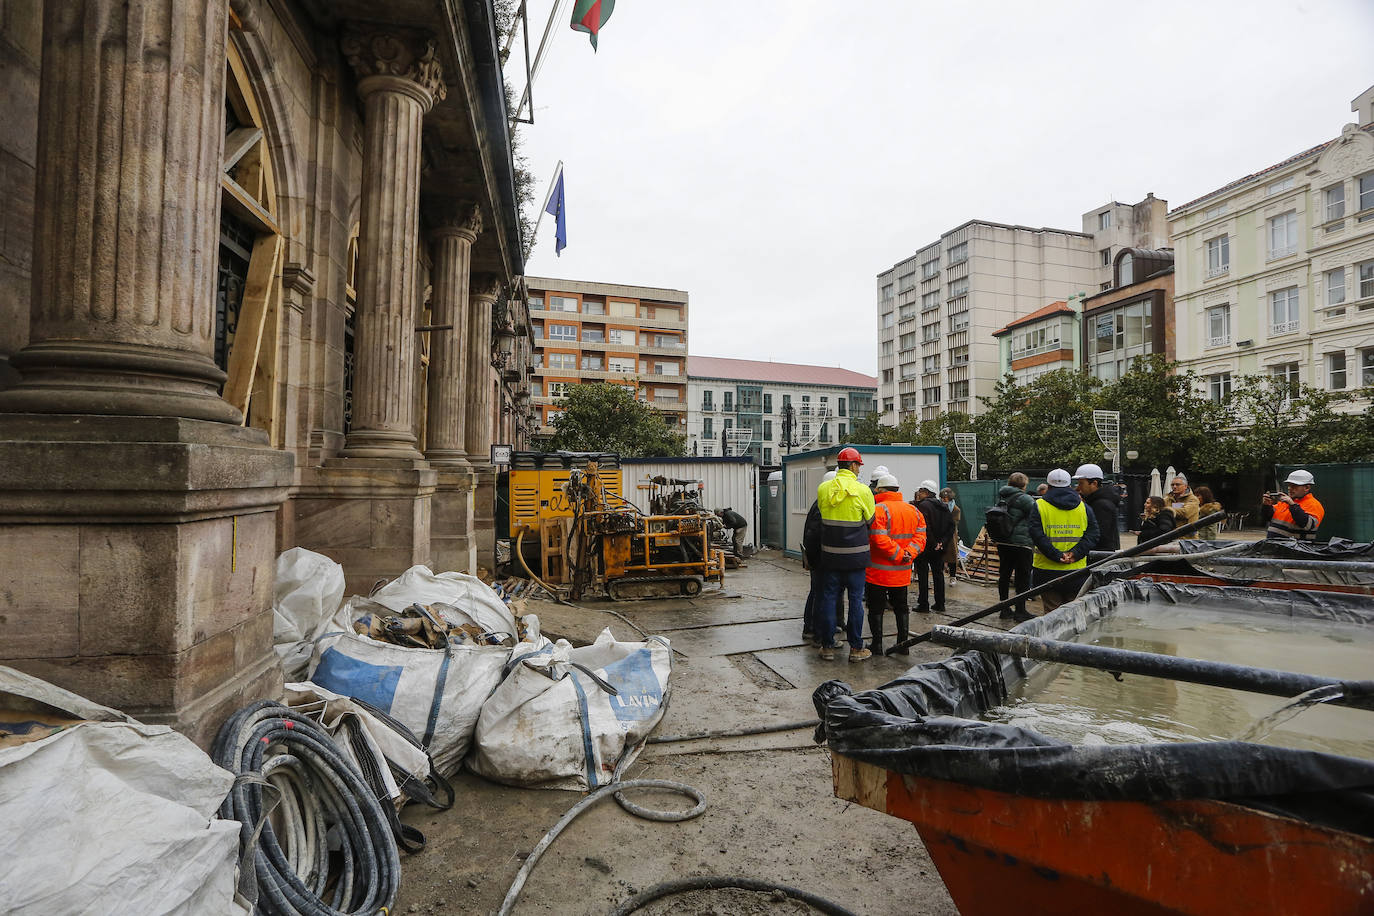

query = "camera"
[{"left": 1265, "top": 492, "right": 1285, "bottom": 502}]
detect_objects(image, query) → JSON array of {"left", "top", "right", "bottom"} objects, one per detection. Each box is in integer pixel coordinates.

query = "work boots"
[
  {"left": 867, "top": 607, "right": 883, "bottom": 655},
  {"left": 894, "top": 609, "right": 911, "bottom": 656}
]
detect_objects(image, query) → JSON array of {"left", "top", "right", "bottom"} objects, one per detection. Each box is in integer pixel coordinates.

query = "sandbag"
[
  {"left": 468, "top": 629, "right": 673, "bottom": 790},
  {"left": 273, "top": 547, "right": 347, "bottom": 680},
  {"left": 0, "top": 666, "right": 245, "bottom": 915}
]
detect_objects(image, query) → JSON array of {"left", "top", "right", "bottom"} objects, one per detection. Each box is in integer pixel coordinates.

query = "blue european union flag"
[{"left": 545, "top": 168, "right": 566, "bottom": 256}]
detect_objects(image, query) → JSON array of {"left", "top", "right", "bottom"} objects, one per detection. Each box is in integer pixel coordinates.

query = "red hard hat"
[{"left": 837, "top": 447, "right": 863, "bottom": 464}]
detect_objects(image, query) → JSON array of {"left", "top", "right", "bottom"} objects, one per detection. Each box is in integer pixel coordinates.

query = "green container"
[
  {"left": 1275, "top": 463, "right": 1373, "bottom": 543},
  {"left": 948, "top": 478, "right": 1048, "bottom": 546}
]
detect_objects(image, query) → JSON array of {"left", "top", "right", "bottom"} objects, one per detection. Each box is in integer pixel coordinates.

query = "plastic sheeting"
[
  {"left": 1094, "top": 538, "right": 1374, "bottom": 589},
  {"left": 814, "top": 579, "right": 1374, "bottom": 838},
  {"left": 0, "top": 667, "right": 245, "bottom": 915}
]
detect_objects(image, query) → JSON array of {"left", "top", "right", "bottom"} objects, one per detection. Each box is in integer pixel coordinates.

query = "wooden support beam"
[{"left": 222, "top": 234, "right": 282, "bottom": 419}]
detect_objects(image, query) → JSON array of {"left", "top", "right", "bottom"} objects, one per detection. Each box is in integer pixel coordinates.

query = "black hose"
[
  {"left": 214, "top": 701, "right": 401, "bottom": 916},
  {"left": 609, "top": 876, "right": 861, "bottom": 916}
]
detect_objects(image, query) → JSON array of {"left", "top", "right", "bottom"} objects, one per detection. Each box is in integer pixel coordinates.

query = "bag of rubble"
[
  {"left": 308, "top": 565, "right": 547, "bottom": 777},
  {"left": 0, "top": 666, "right": 246, "bottom": 915},
  {"left": 273, "top": 547, "right": 347, "bottom": 680},
  {"left": 467, "top": 629, "right": 673, "bottom": 790}
]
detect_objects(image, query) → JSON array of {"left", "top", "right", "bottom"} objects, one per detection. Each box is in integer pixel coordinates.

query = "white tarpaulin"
[
  {"left": 0, "top": 667, "right": 245, "bottom": 915},
  {"left": 273, "top": 547, "right": 347, "bottom": 680}
]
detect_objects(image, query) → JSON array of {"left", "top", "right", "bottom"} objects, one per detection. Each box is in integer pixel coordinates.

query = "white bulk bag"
[
  {"left": 468, "top": 629, "right": 673, "bottom": 790},
  {"left": 273, "top": 547, "right": 347, "bottom": 680},
  {"left": 0, "top": 667, "right": 245, "bottom": 915},
  {"left": 309, "top": 573, "right": 543, "bottom": 777}
]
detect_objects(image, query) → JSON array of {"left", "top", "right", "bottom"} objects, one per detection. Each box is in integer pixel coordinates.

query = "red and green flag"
[{"left": 570, "top": 0, "right": 615, "bottom": 51}]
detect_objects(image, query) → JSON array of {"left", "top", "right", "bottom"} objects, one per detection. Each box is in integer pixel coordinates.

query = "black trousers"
[
  {"left": 996, "top": 544, "right": 1033, "bottom": 614},
  {"left": 864, "top": 582, "right": 909, "bottom": 650},
  {"left": 1031, "top": 567, "right": 1088, "bottom": 613},
  {"left": 915, "top": 552, "right": 944, "bottom": 612}
]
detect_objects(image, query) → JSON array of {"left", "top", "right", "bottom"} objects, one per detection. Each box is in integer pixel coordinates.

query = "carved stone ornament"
[
  {"left": 341, "top": 25, "right": 447, "bottom": 103},
  {"left": 433, "top": 200, "right": 483, "bottom": 239}
]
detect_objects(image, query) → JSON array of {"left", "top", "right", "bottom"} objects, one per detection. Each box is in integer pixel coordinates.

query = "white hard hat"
[
  {"left": 1072, "top": 463, "right": 1104, "bottom": 480},
  {"left": 876, "top": 474, "right": 900, "bottom": 490},
  {"left": 870, "top": 464, "right": 889, "bottom": 481},
  {"left": 918, "top": 479, "right": 938, "bottom": 494},
  {"left": 1284, "top": 469, "right": 1314, "bottom": 486},
  {"left": 1046, "top": 468, "right": 1072, "bottom": 487},
  {"left": 822, "top": 470, "right": 837, "bottom": 482}
]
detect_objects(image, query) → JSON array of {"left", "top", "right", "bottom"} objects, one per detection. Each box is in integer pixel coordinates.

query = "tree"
[
  {"left": 1100, "top": 355, "right": 1215, "bottom": 472},
  {"left": 544, "top": 383, "right": 685, "bottom": 456},
  {"left": 1192, "top": 373, "right": 1345, "bottom": 476}
]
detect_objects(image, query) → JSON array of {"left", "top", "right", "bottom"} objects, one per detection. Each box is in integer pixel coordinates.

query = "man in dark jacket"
[
  {"left": 912, "top": 480, "right": 952, "bottom": 613},
  {"left": 801, "top": 471, "right": 840, "bottom": 643},
  {"left": 994, "top": 472, "right": 1039, "bottom": 621},
  {"left": 1029, "top": 468, "right": 1100, "bottom": 614},
  {"left": 1073, "top": 463, "right": 1121, "bottom": 552}
]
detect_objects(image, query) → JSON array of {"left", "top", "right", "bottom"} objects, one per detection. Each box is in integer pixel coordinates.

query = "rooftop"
[
  {"left": 526, "top": 276, "right": 689, "bottom": 303},
  {"left": 992, "top": 300, "right": 1073, "bottom": 337},
  {"left": 688, "top": 356, "right": 877, "bottom": 389}
]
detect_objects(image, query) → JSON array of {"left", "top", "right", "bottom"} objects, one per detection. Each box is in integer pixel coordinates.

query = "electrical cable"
[
  {"left": 214, "top": 701, "right": 401, "bottom": 916},
  {"left": 608, "top": 876, "right": 861, "bottom": 916}
]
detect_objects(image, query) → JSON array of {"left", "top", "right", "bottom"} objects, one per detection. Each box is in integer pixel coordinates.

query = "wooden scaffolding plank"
[
  {"left": 248, "top": 266, "right": 282, "bottom": 443},
  {"left": 222, "top": 233, "right": 282, "bottom": 419}
]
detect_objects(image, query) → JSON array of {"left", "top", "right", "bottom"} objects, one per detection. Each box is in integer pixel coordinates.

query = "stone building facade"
[
  {"left": 1171, "top": 88, "right": 1374, "bottom": 411},
  {"left": 0, "top": 0, "right": 534, "bottom": 744}
]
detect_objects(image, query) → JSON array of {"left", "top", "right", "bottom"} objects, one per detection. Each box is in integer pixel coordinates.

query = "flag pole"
[
  {"left": 529, "top": 160, "right": 564, "bottom": 246},
  {"left": 512, "top": 0, "right": 568, "bottom": 125}
]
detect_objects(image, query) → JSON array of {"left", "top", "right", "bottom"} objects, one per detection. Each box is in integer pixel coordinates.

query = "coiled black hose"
[
  {"left": 213, "top": 701, "right": 401, "bottom": 916},
  {"left": 609, "top": 876, "right": 860, "bottom": 916}
]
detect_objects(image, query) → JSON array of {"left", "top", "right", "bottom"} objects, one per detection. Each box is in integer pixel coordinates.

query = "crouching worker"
[
  {"left": 865, "top": 474, "right": 926, "bottom": 656},
  {"left": 1028, "top": 468, "right": 1099, "bottom": 615}
]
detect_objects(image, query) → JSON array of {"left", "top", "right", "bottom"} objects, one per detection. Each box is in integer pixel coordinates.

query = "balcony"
[
  {"left": 1271, "top": 320, "right": 1300, "bottom": 335},
  {"left": 1268, "top": 244, "right": 1298, "bottom": 261},
  {"left": 648, "top": 399, "right": 686, "bottom": 412},
  {"left": 1206, "top": 264, "right": 1230, "bottom": 279},
  {"left": 530, "top": 308, "right": 687, "bottom": 330},
  {"left": 1207, "top": 334, "right": 1231, "bottom": 348}
]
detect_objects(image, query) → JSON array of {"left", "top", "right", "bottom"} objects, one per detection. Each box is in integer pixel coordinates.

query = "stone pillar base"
[
  {"left": 293, "top": 458, "right": 438, "bottom": 596},
  {"left": 430, "top": 465, "right": 476, "bottom": 576},
  {"left": 471, "top": 463, "right": 498, "bottom": 574},
  {"left": 0, "top": 414, "right": 294, "bottom": 749}
]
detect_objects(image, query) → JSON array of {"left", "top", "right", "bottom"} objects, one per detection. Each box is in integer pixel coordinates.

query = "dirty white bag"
[
  {"left": 0, "top": 666, "right": 245, "bottom": 915},
  {"left": 273, "top": 547, "right": 347, "bottom": 679},
  {"left": 309, "top": 570, "right": 542, "bottom": 777},
  {"left": 468, "top": 629, "right": 673, "bottom": 790}
]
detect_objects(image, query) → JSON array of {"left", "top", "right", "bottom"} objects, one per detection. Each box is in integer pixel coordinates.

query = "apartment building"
[
  {"left": 1170, "top": 87, "right": 1374, "bottom": 410},
  {"left": 687, "top": 357, "right": 877, "bottom": 465},
  {"left": 526, "top": 277, "right": 688, "bottom": 435},
  {"left": 992, "top": 300, "right": 1080, "bottom": 383},
  {"left": 876, "top": 196, "right": 1168, "bottom": 423},
  {"left": 1079, "top": 248, "right": 1175, "bottom": 382}
]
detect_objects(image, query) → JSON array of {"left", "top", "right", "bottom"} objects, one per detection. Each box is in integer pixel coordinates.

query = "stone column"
[
  {"left": 464, "top": 277, "right": 499, "bottom": 462},
  {"left": 424, "top": 202, "right": 482, "bottom": 466},
  {"left": 338, "top": 26, "right": 445, "bottom": 459},
  {"left": 0, "top": 0, "right": 239, "bottom": 423},
  {"left": 0, "top": 0, "right": 294, "bottom": 746}
]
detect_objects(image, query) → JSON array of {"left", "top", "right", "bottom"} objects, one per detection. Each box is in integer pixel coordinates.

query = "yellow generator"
[{"left": 506, "top": 451, "right": 725, "bottom": 600}]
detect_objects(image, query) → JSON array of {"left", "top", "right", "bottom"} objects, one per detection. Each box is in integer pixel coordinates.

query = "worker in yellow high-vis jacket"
[{"left": 1027, "top": 467, "right": 1099, "bottom": 616}]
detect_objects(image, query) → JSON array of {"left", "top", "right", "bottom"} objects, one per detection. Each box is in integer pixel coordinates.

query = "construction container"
[
  {"left": 505, "top": 451, "right": 623, "bottom": 538},
  {"left": 779, "top": 445, "right": 946, "bottom": 558},
  {"left": 618, "top": 456, "right": 758, "bottom": 550},
  {"left": 759, "top": 470, "right": 783, "bottom": 548}
]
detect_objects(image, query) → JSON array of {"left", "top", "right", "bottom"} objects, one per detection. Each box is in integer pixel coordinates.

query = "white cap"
[
  {"left": 1072, "top": 463, "right": 1104, "bottom": 480},
  {"left": 876, "top": 474, "right": 900, "bottom": 490},
  {"left": 869, "top": 464, "right": 889, "bottom": 481},
  {"left": 919, "top": 479, "right": 938, "bottom": 494},
  {"left": 1284, "top": 469, "right": 1315, "bottom": 486},
  {"left": 1046, "top": 468, "right": 1072, "bottom": 487},
  {"left": 822, "top": 470, "right": 837, "bottom": 482}
]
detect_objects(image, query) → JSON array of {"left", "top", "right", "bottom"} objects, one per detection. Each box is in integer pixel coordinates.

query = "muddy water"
[{"left": 982, "top": 600, "right": 1374, "bottom": 759}]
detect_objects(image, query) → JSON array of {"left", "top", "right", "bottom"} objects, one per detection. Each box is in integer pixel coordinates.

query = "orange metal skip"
[{"left": 837, "top": 759, "right": 1374, "bottom": 915}]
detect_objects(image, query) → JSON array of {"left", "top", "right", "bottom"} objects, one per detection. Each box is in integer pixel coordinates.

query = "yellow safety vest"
[{"left": 1032, "top": 499, "right": 1089, "bottom": 571}]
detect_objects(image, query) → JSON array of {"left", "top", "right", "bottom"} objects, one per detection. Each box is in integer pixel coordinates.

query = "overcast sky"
[{"left": 515, "top": 1, "right": 1374, "bottom": 376}]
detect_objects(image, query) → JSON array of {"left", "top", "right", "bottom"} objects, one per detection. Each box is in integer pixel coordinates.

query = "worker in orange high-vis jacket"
[
  {"left": 1261, "top": 469, "right": 1325, "bottom": 542},
  {"left": 865, "top": 474, "right": 926, "bottom": 656}
]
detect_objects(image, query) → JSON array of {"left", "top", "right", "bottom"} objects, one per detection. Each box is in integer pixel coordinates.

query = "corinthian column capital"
[
  {"left": 341, "top": 25, "right": 447, "bottom": 108},
  {"left": 430, "top": 200, "right": 484, "bottom": 243}
]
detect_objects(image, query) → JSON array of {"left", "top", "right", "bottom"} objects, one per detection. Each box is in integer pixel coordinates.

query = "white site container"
[
  {"left": 780, "top": 445, "right": 946, "bottom": 558},
  {"left": 618, "top": 456, "right": 759, "bottom": 549}
]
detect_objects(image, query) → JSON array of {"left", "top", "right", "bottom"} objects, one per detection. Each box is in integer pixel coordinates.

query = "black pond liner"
[
  {"left": 813, "top": 578, "right": 1374, "bottom": 838},
  {"left": 1089, "top": 537, "right": 1374, "bottom": 588}
]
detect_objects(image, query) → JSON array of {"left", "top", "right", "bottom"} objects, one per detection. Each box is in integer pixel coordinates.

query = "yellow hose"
[{"left": 514, "top": 527, "right": 567, "bottom": 603}]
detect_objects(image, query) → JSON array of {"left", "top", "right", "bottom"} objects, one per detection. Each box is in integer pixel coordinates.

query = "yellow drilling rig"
[{"left": 506, "top": 451, "right": 726, "bottom": 600}]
